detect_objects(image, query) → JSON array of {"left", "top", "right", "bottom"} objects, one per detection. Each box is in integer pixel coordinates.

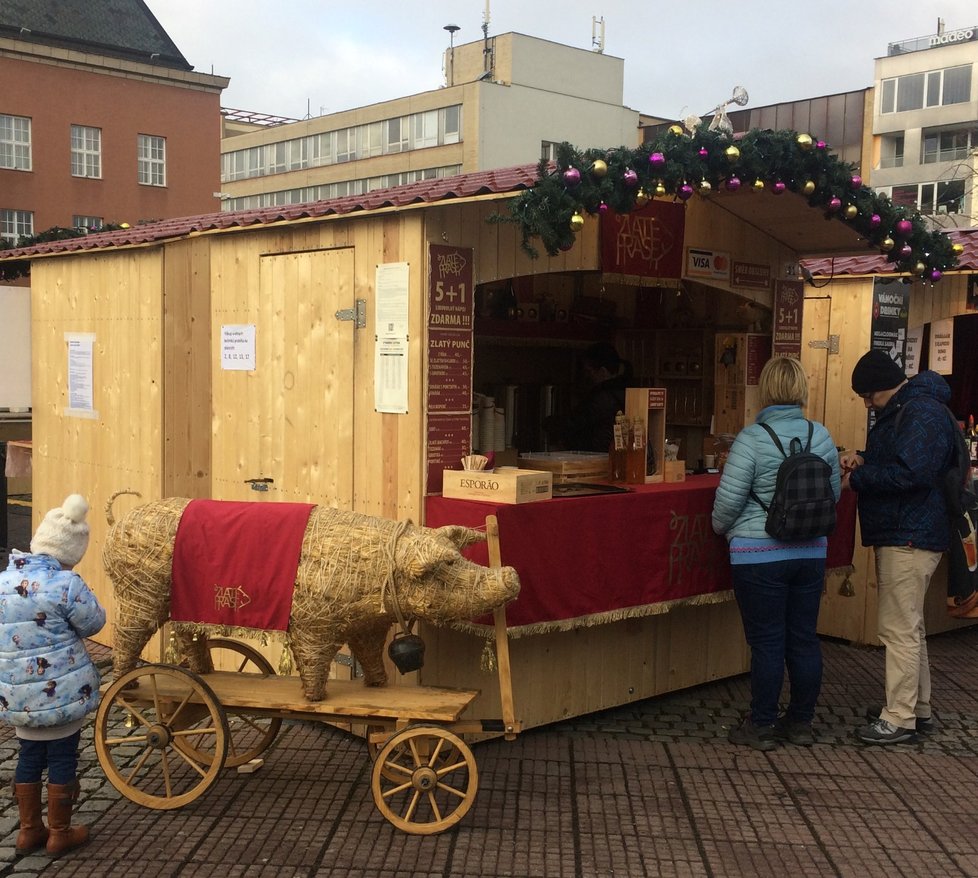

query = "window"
[
  {"left": 897, "top": 73, "right": 925, "bottom": 112},
  {"left": 922, "top": 129, "right": 977, "bottom": 163},
  {"left": 541, "top": 141, "right": 559, "bottom": 162},
  {"left": 888, "top": 180, "right": 966, "bottom": 216},
  {"left": 71, "top": 125, "right": 101, "bottom": 178},
  {"left": 360, "top": 122, "right": 383, "bottom": 157},
  {"left": 334, "top": 128, "right": 355, "bottom": 162},
  {"left": 879, "top": 134, "right": 904, "bottom": 169},
  {"left": 0, "top": 209, "right": 33, "bottom": 244},
  {"left": 0, "top": 114, "right": 31, "bottom": 171},
  {"left": 137, "top": 134, "right": 166, "bottom": 186},
  {"left": 72, "top": 214, "right": 103, "bottom": 231},
  {"left": 881, "top": 64, "right": 973, "bottom": 113},
  {"left": 386, "top": 117, "right": 409, "bottom": 153},
  {"left": 442, "top": 105, "right": 461, "bottom": 144},
  {"left": 412, "top": 110, "right": 438, "bottom": 149},
  {"left": 943, "top": 65, "right": 971, "bottom": 104}
]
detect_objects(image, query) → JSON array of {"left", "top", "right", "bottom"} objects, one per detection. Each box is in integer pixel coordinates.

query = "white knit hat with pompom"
[{"left": 30, "top": 494, "right": 90, "bottom": 567}]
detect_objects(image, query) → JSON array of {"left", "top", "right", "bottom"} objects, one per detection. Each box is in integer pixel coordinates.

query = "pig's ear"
[
  {"left": 401, "top": 537, "right": 460, "bottom": 581},
  {"left": 432, "top": 525, "right": 486, "bottom": 549}
]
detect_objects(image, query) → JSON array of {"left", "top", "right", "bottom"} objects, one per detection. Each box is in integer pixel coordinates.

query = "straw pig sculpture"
[{"left": 103, "top": 492, "right": 520, "bottom": 701}]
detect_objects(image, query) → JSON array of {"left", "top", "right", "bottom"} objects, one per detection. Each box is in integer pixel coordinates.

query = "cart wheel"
[
  {"left": 370, "top": 726, "right": 478, "bottom": 834},
  {"left": 95, "top": 664, "right": 229, "bottom": 810},
  {"left": 175, "top": 638, "right": 282, "bottom": 767}
]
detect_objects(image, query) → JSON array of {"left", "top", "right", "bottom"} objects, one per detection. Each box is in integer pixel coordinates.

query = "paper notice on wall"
[
  {"left": 905, "top": 326, "right": 923, "bottom": 376},
  {"left": 221, "top": 324, "right": 256, "bottom": 371},
  {"left": 375, "top": 262, "right": 410, "bottom": 414},
  {"left": 375, "top": 336, "right": 409, "bottom": 413},
  {"left": 64, "top": 332, "right": 98, "bottom": 419},
  {"left": 929, "top": 317, "right": 954, "bottom": 375}
]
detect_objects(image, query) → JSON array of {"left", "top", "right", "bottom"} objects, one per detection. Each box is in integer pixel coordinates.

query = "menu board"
[{"left": 426, "top": 244, "right": 475, "bottom": 493}]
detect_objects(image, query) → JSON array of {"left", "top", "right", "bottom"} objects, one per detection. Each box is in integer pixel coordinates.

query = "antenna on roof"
[
  {"left": 482, "top": 0, "right": 494, "bottom": 77},
  {"left": 592, "top": 16, "right": 605, "bottom": 53}
]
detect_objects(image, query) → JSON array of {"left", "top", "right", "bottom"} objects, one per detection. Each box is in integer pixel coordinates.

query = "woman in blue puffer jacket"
[
  {"left": 0, "top": 494, "right": 105, "bottom": 858},
  {"left": 712, "top": 357, "right": 841, "bottom": 751}
]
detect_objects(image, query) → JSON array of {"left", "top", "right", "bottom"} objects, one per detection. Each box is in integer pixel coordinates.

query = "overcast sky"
[{"left": 146, "top": 1, "right": 976, "bottom": 122}]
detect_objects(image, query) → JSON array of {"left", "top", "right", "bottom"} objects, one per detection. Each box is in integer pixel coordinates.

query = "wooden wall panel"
[
  {"left": 419, "top": 601, "right": 747, "bottom": 731},
  {"left": 30, "top": 251, "right": 164, "bottom": 645},
  {"left": 163, "top": 238, "right": 212, "bottom": 498}
]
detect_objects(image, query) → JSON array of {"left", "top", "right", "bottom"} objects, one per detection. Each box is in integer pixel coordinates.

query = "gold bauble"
[
  {"left": 952, "top": 243, "right": 964, "bottom": 255},
  {"left": 591, "top": 159, "right": 608, "bottom": 178},
  {"left": 913, "top": 261, "right": 927, "bottom": 276},
  {"left": 635, "top": 189, "right": 650, "bottom": 207},
  {"left": 724, "top": 145, "right": 740, "bottom": 162},
  {"left": 796, "top": 133, "right": 814, "bottom": 151},
  {"left": 880, "top": 237, "right": 895, "bottom": 252},
  {"left": 654, "top": 181, "right": 666, "bottom": 197},
  {"left": 668, "top": 124, "right": 684, "bottom": 136},
  {"left": 752, "top": 179, "right": 765, "bottom": 192},
  {"left": 569, "top": 212, "right": 585, "bottom": 232},
  {"left": 698, "top": 179, "right": 713, "bottom": 194},
  {"left": 844, "top": 204, "right": 858, "bottom": 220},
  {"left": 801, "top": 180, "right": 816, "bottom": 196}
]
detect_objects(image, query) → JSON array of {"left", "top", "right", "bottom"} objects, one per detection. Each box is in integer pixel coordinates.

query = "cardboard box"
[
  {"left": 663, "top": 459, "right": 686, "bottom": 483},
  {"left": 442, "top": 468, "right": 553, "bottom": 504}
]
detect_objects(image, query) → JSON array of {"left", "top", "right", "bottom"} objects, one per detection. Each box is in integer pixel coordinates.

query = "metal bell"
[{"left": 388, "top": 632, "right": 426, "bottom": 674}]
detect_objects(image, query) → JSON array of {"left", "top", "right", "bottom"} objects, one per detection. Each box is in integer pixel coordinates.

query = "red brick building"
[{"left": 0, "top": 0, "right": 228, "bottom": 243}]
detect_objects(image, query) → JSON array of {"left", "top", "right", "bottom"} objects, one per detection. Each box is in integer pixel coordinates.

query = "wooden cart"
[{"left": 93, "top": 516, "right": 519, "bottom": 835}]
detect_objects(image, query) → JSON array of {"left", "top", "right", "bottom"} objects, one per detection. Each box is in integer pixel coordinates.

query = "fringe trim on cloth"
[
  {"left": 450, "top": 589, "right": 737, "bottom": 641},
  {"left": 169, "top": 621, "right": 293, "bottom": 666}
]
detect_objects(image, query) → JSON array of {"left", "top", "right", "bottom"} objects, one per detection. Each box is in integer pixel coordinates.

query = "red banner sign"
[
  {"left": 428, "top": 245, "right": 474, "bottom": 330},
  {"left": 600, "top": 200, "right": 685, "bottom": 279},
  {"left": 773, "top": 280, "right": 804, "bottom": 357}
]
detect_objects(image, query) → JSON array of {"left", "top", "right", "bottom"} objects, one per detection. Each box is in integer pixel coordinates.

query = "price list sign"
[
  {"left": 426, "top": 245, "right": 475, "bottom": 493},
  {"left": 773, "top": 280, "right": 804, "bottom": 357}
]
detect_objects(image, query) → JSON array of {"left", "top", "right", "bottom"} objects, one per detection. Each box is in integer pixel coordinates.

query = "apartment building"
[
  {"left": 218, "top": 32, "right": 640, "bottom": 211},
  {"left": 872, "top": 21, "right": 978, "bottom": 228},
  {"left": 0, "top": 0, "right": 229, "bottom": 246}
]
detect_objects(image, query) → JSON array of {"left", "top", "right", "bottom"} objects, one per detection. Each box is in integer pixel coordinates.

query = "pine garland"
[{"left": 503, "top": 127, "right": 960, "bottom": 279}]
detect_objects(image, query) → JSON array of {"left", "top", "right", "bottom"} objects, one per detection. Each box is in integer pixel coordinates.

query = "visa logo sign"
[{"left": 686, "top": 248, "right": 730, "bottom": 280}]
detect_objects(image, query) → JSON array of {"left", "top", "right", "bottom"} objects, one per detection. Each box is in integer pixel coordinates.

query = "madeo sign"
[{"left": 929, "top": 27, "right": 976, "bottom": 47}]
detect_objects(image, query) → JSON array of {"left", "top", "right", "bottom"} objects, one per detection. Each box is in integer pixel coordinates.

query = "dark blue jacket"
[{"left": 850, "top": 370, "right": 954, "bottom": 551}]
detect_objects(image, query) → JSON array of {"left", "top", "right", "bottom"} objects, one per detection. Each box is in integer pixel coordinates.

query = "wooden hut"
[{"left": 2, "top": 158, "right": 963, "bottom": 730}]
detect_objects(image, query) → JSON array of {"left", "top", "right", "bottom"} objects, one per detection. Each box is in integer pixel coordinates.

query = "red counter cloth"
[
  {"left": 171, "top": 499, "right": 315, "bottom": 631},
  {"left": 426, "top": 475, "right": 857, "bottom": 635}
]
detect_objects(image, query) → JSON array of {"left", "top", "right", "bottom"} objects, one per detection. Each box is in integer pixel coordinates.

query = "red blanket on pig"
[{"left": 171, "top": 499, "right": 315, "bottom": 631}]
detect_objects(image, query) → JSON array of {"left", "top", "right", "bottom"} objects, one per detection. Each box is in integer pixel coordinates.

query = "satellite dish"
[{"left": 731, "top": 86, "right": 749, "bottom": 106}]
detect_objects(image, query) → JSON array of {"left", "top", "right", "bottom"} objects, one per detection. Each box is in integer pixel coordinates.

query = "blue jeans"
[
  {"left": 15, "top": 730, "right": 82, "bottom": 785},
  {"left": 732, "top": 558, "right": 825, "bottom": 726}
]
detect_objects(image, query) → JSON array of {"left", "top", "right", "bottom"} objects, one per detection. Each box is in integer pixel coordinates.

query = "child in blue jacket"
[{"left": 0, "top": 494, "right": 105, "bottom": 858}]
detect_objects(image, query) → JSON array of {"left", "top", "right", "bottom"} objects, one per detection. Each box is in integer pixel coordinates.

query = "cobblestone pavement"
[{"left": 2, "top": 503, "right": 977, "bottom": 877}]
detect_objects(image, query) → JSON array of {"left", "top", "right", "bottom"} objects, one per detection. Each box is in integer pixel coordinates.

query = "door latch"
[
  {"left": 335, "top": 298, "right": 366, "bottom": 329},
  {"left": 808, "top": 334, "right": 840, "bottom": 354}
]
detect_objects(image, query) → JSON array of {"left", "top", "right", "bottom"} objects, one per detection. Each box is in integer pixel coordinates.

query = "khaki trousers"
[{"left": 875, "top": 545, "right": 942, "bottom": 729}]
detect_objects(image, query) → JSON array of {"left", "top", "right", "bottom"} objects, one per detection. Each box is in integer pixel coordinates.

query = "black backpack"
[
  {"left": 893, "top": 402, "right": 977, "bottom": 521},
  {"left": 749, "top": 421, "right": 837, "bottom": 541}
]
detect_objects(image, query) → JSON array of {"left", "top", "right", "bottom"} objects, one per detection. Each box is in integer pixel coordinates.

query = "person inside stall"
[{"left": 547, "top": 342, "right": 633, "bottom": 452}]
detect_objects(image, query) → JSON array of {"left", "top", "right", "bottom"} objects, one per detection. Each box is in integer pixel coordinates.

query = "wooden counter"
[{"left": 419, "top": 476, "right": 856, "bottom": 732}]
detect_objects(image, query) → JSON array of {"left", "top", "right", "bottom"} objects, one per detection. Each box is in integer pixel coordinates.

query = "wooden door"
[
  {"left": 211, "top": 247, "right": 356, "bottom": 507},
  {"left": 801, "top": 294, "right": 833, "bottom": 424}
]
